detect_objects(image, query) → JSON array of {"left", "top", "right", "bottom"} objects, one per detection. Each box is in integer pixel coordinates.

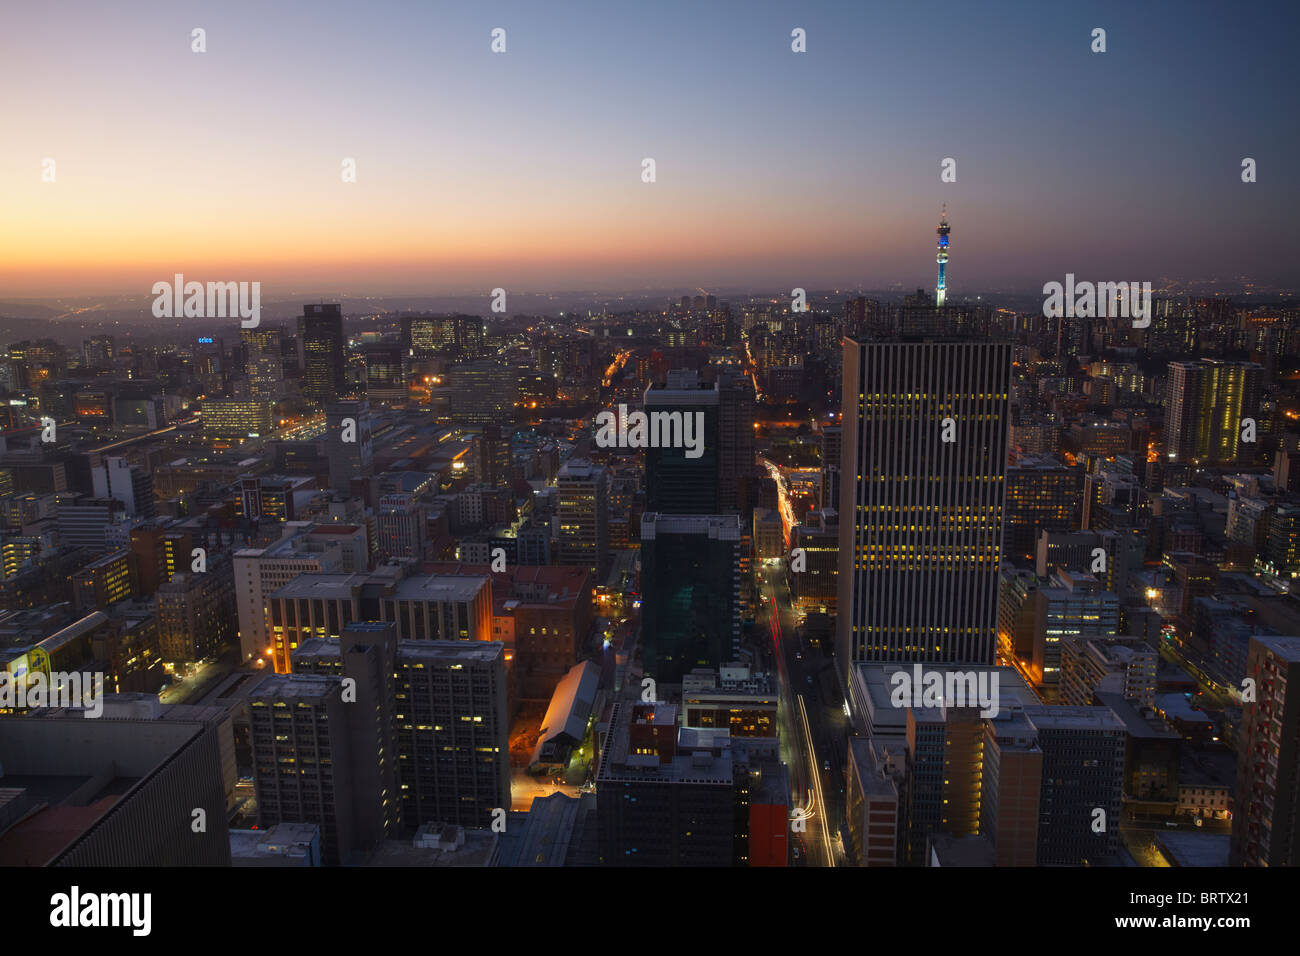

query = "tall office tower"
[
  {"left": 935, "top": 206, "right": 951, "bottom": 307},
  {"left": 640, "top": 513, "right": 741, "bottom": 684},
  {"left": 361, "top": 337, "right": 406, "bottom": 403},
  {"left": 556, "top": 458, "right": 609, "bottom": 577},
  {"left": 241, "top": 324, "right": 285, "bottom": 400},
  {"left": 82, "top": 334, "right": 115, "bottom": 369},
  {"left": 249, "top": 673, "right": 382, "bottom": 865},
  {"left": 156, "top": 554, "right": 236, "bottom": 663},
  {"left": 0, "top": 715, "right": 231, "bottom": 865},
  {"left": 401, "top": 314, "right": 443, "bottom": 358},
  {"left": 1231, "top": 635, "right": 1300, "bottom": 866},
  {"left": 1263, "top": 505, "right": 1300, "bottom": 578},
  {"left": 1024, "top": 706, "right": 1126, "bottom": 865},
  {"left": 291, "top": 622, "right": 402, "bottom": 838},
  {"left": 1003, "top": 454, "right": 1081, "bottom": 563},
  {"left": 821, "top": 423, "right": 842, "bottom": 469},
  {"left": 596, "top": 702, "right": 736, "bottom": 866},
  {"left": 716, "top": 370, "right": 756, "bottom": 515},
  {"left": 1165, "top": 359, "right": 1263, "bottom": 465},
  {"left": 836, "top": 338, "right": 1011, "bottom": 676},
  {"left": 326, "top": 400, "right": 373, "bottom": 494},
  {"left": 300, "top": 304, "right": 347, "bottom": 405},
  {"left": 90, "top": 456, "right": 155, "bottom": 519},
  {"left": 644, "top": 370, "right": 720, "bottom": 515}
]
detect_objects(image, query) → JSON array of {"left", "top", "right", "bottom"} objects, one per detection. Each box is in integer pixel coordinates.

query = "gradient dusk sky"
[{"left": 3, "top": 0, "right": 1297, "bottom": 297}]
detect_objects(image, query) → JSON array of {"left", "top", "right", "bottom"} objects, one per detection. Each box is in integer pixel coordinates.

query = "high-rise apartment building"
[
  {"left": 1165, "top": 359, "right": 1262, "bottom": 465},
  {"left": 1231, "top": 635, "right": 1300, "bottom": 866}
]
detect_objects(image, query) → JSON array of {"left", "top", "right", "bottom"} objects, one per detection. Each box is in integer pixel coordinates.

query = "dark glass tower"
[
  {"left": 644, "top": 370, "right": 720, "bottom": 514},
  {"left": 640, "top": 513, "right": 741, "bottom": 684},
  {"left": 300, "top": 304, "right": 347, "bottom": 406}
]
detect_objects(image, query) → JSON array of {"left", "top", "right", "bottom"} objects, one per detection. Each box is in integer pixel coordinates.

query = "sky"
[{"left": 2, "top": 0, "right": 1297, "bottom": 298}]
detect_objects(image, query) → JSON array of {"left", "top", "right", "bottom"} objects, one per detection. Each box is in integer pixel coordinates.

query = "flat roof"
[
  {"left": 249, "top": 673, "right": 339, "bottom": 701},
  {"left": 1023, "top": 705, "right": 1127, "bottom": 732}
]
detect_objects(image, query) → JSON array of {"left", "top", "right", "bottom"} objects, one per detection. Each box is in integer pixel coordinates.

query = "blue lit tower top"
[{"left": 935, "top": 205, "right": 951, "bottom": 307}]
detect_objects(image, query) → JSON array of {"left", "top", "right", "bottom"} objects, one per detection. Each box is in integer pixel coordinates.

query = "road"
[{"left": 759, "top": 563, "right": 848, "bottom": 866}]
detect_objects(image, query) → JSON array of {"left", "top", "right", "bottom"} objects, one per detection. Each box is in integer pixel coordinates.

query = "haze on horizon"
[{"left": 3, "top": 0, "right": 1297, "bottom": 298}]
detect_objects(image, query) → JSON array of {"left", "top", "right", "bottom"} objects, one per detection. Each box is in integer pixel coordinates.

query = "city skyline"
[{"left": 5, "top": 0, "right": 1300, "bottom": 903}]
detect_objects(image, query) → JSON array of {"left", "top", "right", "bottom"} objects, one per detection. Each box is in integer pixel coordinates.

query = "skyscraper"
[
  {"left": 644, "top": 370, "right": 720, "bottom": 515},
  {"left": 716, "top": 370, "right": 756, "bottom": 515},
  {"left": 640, "top": 512, "right": 742, "bottom": 684},
  {"left": 326, "top": 399, "right": 373, "bottom": 494},
  {"left": 300, "top": 304, "right": 347, "bottom": 406},
  {"left": 1165, "top": 359, "right": 1263, "bottom": 465},
  {"left": 241, "top": 324, "right": 284, "bottom": 400},
  {"left": 837, "top": 338, "right": 1011, "bottom": 675},
  {"left": 361, "top": 337, "right": 406, "bottom": 403}
]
